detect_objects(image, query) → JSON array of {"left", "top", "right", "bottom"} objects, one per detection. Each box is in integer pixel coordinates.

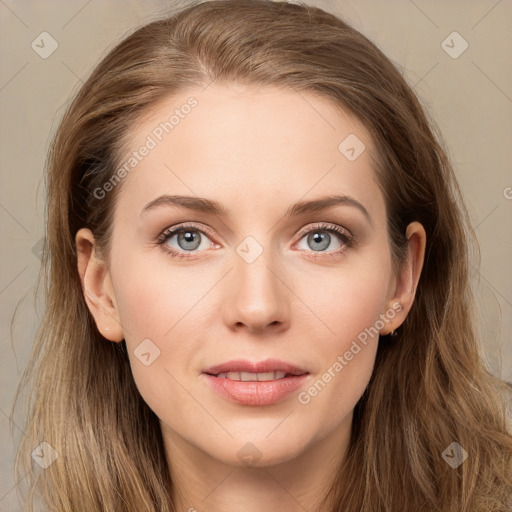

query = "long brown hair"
[{"left": 14, "top": 0, "right": 512, "bottom": 510}]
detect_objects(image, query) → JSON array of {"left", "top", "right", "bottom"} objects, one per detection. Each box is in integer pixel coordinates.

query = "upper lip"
[{"left": 203, "top": 359, "right": 309, "bottom": 376}]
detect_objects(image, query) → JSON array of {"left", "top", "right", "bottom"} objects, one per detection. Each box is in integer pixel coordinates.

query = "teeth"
[
  {"left": 275, "top": 371, "right": 287, "bottom": 380},
  {"left": 256, "top": 371, "right": 279, "bottom": 381},
  {"left": 216, "top": 370, "right": 288, "bottom": 381}
]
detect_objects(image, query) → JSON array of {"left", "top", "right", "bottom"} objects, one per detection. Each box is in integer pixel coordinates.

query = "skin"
[{"left": 76, "top": 83, "right": 426, "bottom": 512}]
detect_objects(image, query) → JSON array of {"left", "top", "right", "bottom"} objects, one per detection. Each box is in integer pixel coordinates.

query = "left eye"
[{"left": 296, "top": 228, "right": 349, "bottom": 253}]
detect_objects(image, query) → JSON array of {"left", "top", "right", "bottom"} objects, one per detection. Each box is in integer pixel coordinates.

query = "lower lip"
[{"left": 202, "top": 373, "right": 309, "bottom": 406}]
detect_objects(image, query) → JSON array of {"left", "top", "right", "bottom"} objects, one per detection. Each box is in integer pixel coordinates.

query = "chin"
[{"left": 208, "top": 434, "right": 309, "bottom": 469}]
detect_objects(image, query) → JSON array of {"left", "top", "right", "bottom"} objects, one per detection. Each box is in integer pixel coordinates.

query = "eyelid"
[
  {"left": 156, "top": 222, "right": 217, "bottom": 245},
  {"left": 295, "top": 222, "right": 353, "bottom": 241}
]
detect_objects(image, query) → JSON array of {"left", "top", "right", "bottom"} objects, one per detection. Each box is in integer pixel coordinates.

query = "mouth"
[
  {"left": 206, "top": 370, "right": 304, "bottom": 381},
  {"left": 202, "top": 359, "right": 309, "bottom": 381},
  {"left": 201, "top": 359, "right": 310, "bottom": 406}
]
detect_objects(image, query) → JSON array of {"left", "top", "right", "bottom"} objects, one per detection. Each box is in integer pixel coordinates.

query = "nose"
[{"left": 223, "top": 245, "right": 290, "bottom": 334}]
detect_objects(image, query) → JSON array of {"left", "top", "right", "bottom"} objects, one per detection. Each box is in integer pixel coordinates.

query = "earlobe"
[
  {"left": 75, "top": 228, "right": 124, "bottom": 342},
  {"left": 380, "top": 221, "right": 426, "bottom": 335}
]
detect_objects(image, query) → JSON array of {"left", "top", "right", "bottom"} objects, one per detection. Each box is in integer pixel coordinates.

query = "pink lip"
[
  {"left": 202, "top": 359, "right": 310, "bottom": 406},
  {"left": 202, "top": 358, "right": 309, "bottom": 376}
]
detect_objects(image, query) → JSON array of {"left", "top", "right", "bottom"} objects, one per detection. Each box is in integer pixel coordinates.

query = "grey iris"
[
  {"left": 178, "top": 231, "right": 201, "bottom": 250},
  {"left": 308, "top": 232, "right": 330, "bottom": 251}
]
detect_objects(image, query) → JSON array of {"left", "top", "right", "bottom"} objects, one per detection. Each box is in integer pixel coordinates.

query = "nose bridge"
[{"left": 225, "top": 234, "right": 289, "bottom": 332}]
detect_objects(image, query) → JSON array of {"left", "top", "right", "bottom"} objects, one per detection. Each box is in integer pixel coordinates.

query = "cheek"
[
  {"left": 292, "top": 255, "right": 391, "bottom": 416},
  {"left": 112, "top": 252, "right": 210, "bottom": 339},
  {"left": 109, "top": 253, "right": 214, "bottom": 405},
  {"left": 295, "top": 251, "right": 392, "bottom": 344}
]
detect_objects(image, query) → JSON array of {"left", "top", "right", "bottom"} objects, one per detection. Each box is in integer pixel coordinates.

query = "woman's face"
[{"left": 78, "top": 83, "right": 420, "bottom": 470}]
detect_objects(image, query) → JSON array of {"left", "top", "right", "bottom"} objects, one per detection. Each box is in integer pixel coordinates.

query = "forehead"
[{"left": 113, "top": 83, "right": 385, "bottom": 226}]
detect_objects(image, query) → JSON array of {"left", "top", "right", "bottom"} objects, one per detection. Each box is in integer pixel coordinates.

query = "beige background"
[{"left": 1, "top": 0, "right": 511, "bottom": 508}]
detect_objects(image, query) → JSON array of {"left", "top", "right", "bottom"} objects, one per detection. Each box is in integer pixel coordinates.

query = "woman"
[{"left": 14, "top": 0, "right": 512, "bottom": 510}]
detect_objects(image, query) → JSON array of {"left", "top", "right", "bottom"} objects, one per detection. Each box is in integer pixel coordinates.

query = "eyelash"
[{"left": 155, "top": 222, "right": 355, "bottom": 261}]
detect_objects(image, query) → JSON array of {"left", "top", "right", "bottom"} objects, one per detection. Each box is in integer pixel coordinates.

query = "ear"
[
  {"left": 379, "top": 221, "right": 426, "bottom": 335},
  {"left": 75, "top": 228, "right": 124, "bottom": 342}
]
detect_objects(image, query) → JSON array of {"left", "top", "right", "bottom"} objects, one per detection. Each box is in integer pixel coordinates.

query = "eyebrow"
[{"left": 141, "top": 194, "right": 373, "bottom": 225}]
